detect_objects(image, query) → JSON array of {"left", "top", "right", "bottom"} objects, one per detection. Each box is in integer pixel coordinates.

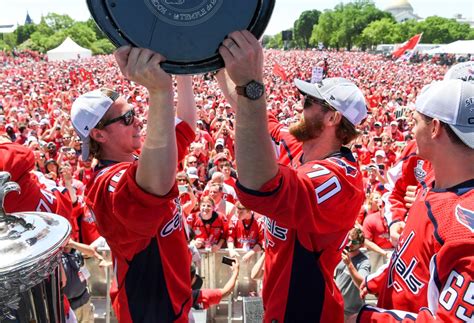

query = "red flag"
[
  {"left": 392, "top": 33, "right": 423, "bottom": 59},
  {"left": 273, "top": 63, "right": 288, "bottom": 81}
]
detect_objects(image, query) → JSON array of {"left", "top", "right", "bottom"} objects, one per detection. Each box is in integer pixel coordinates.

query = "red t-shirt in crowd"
[
  {"left": 363, "top": 211, "right": 392, "bottom": 249},
  {"left": 85, "top": 120, "right": 194, "bottom": 323},
  {"left": 236, "top": 147, "right": 365, "bottom": 323}
]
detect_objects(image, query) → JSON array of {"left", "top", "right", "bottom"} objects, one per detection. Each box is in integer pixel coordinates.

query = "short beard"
[{"left": 289, "top": 116, "right": 325, "bottom": 142}]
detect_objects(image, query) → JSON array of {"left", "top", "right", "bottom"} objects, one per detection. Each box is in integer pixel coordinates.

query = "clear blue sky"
[{"left": 1, "top": 0, "right": 473, "bottom": 35}]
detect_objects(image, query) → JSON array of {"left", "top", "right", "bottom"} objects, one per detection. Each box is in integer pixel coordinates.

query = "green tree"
[
  {"left": 16, "top": 24, "right": 37, "bottom": 45},
  {"left": 359, "top": 18, "right": 399, "bottom": 48},
  {"left": 293, "top": 10, "right": 321, "bottom": 48},
  {"left": 468, "top": 28, "right": 474, "bottom": 40},
  {"left": 86, "top": 18, "right": 107, "bottom": 40},
  {"left": 44, "top": 13, "right": 74, "bottom": 32},
  {"left": 2, "top": 32, "right": 17, "bottom": 49},
  {"left": 90, "top": 38, "right": 115, "bottom": 55},
  {"left": 341, "top": 0, "right": 392, "bottom": 50},
  {"left": 266, "top": 33, "right": 283, "bottom": 49},
  {"left": 312, "top": 0, "right": 391, "bottom": 50},
  {"left": 261, "top": 35, "right": 272, "bottom": 47},
  {"left": 28, "top": 17, "right": 55, "bottom": 51},
  {"left": 0, "top": 38, "right": 12, "bottom": 51},
  {"left": 416, "top": 16, "right": 472, "bottom": 43},
  {"left": 394, "top": 19, "right": 418, "bottom": 42},
  {"left": 312, "top": 10, "right": 342, "bottom": 49},
  {"left": 66, "top": 22, "right": 97, "bottom": 48}
]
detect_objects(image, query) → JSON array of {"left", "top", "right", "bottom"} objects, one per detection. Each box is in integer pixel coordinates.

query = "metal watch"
[{"left": 235, "top": 80, "right": 265, "bottom": 100}]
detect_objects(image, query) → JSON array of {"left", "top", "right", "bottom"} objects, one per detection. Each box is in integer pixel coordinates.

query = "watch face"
[{"left": 245, "top": 81, "right": 264, "bottom": 100}]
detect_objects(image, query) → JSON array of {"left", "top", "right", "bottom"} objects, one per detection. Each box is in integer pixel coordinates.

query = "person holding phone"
[
  {"left": 190, "top": 258, "right": 239, "bottom": 311},
  {"left": 334, "top": 228, "right": 370, "bottom": 321}
]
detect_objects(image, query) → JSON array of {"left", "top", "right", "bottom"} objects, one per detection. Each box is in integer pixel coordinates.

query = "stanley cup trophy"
[
  {"left": 87, "top": 0, "right": 275, "bottom": 74},
  {"left": 0, "top": 172, "right": 71, "bottom": 322}
]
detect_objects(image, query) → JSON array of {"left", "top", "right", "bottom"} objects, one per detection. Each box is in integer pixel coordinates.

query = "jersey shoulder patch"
[{"left": 455, "top": 204, "right": 474, "bottom": 233}]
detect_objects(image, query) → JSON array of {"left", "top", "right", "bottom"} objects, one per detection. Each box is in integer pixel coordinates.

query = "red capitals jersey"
[
  {"left": 363, "top": 178, "right": 474, "bottom": 321},
  {"left": 1, "top": 143, "right": 73, "bottom": 220},
  {"left": 186, "top": 212, "right": 227, "bottom": 247},
  {"left": 227, "top": 214, "right": 264, "bottom": 249},
  {"left": 385, "top": 141, "right": 432, "bottom": 226},
  {"left": 85, "top": 120, "right": 195, "bottom": 323},
  {"left": 236, "top": 147, "right": 365, "bottom": 323}
]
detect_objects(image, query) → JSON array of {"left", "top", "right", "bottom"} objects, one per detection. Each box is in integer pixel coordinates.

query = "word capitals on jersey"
[
  {"left": 388, "top": 230, "right": 425, "bottom": 294},
  {"left": 263, "top": 216, "right": 288, "bottom": 248},
  {"left": 161, "top": 198, "right": 184, "bottom": 237}
]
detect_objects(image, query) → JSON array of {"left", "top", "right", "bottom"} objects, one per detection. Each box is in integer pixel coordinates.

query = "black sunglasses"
[
  {"left": 98, "top": 109, "right": 135, "bottom": 128},
  {"left": 303, "top": 95, "right": 335, "bottom": 111}
]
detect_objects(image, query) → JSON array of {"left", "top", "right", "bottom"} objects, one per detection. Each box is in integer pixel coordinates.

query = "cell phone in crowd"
[
  {"left": 178, "top": 185, "right": 188, "bottom": 193},
  {"left": 354, "top": 144, "right": 362, "bottom": 149},
  {"left": 378, "top": 164, "right": 385, "bottom": 170},
  {"left": 222, "top": 256, "right": 236, "bottom": 266},
  {"left": 344, "top": 246, "right": 350, "bottom": 252}
]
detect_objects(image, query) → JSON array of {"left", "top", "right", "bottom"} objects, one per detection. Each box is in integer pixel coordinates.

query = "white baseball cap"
[
  {"left": 294, "top": 77, "right": 367, "bottom": 126},
  {"left": 415, "top": 79, "right": 474, "bottom": 149},
  {"left": 186, "top": 167, "right": 199, "bottom": 179},
  {"left": 71, "top": 89, "right": 119, "bottom": 160},
  {"left": 375, "top": 150, "right": 386, "bottom": 158},
  {"left": 444, "top": 61, "right": 474, "bottom": 83}
]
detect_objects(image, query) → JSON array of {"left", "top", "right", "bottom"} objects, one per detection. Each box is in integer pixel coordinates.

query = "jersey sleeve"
[
  {"left": 1, "top": 143, "right": 74, "bottom": 220},
  {"left": 385, "top": 156, "right": 416, "bottom": 226},
  {"left": 267, "top": 112, "right": 302, "bottom": 165},
  {"left": 365, "top": 262, "right": 390, "bottom": 296},
  {"left": 176, "top": 118, "right": 195, "bottom": 163},
  {"left": 86, "top": 162, "right": 178, "bottom": 242},
  {"left": 197, "top": 289, "right": 223, "bottom": 310},
  {"left": 425, "top": 240, "right": 474, "bottom": 322}
]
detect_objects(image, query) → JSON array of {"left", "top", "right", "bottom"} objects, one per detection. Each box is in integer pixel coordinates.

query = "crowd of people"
[{"left": 1, "top": 33, "right": 473, "bottom": 323}]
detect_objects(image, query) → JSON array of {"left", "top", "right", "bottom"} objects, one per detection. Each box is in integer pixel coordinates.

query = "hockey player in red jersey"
[
  {"left": 71, "top": 47, "right": 196, "bottom": 323},
  {"left": 218, "top": 30, "right": 367, "bottom": 322},
  {"left": 386, "top": 61, "right": 474, "bottom": 246},
  {"left": 358, "top": 79, "right": 474, "bottom": 322}
]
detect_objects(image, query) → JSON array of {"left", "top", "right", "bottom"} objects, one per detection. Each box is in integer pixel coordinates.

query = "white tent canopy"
[
  {"left": 47, "top": 37, "right": 92, "bottom": 61},
  {"left": 424, "top": 40, "right": 474, "bottom": 55}
]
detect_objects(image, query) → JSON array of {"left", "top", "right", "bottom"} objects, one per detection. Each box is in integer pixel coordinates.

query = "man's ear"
[
  {"left": 90, "top": 128, "right": 107, "bottom": 143},
  {"left": 327, "top": 111, "right": 342, "bottom": 126},
  {"left": 431, "top": 119, "right": 443, "bottom": 139}
]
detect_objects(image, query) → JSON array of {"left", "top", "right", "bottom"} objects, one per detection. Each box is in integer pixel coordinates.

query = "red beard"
[{"left": 289, "top": 115, "right": 325, "bottom": 142}]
